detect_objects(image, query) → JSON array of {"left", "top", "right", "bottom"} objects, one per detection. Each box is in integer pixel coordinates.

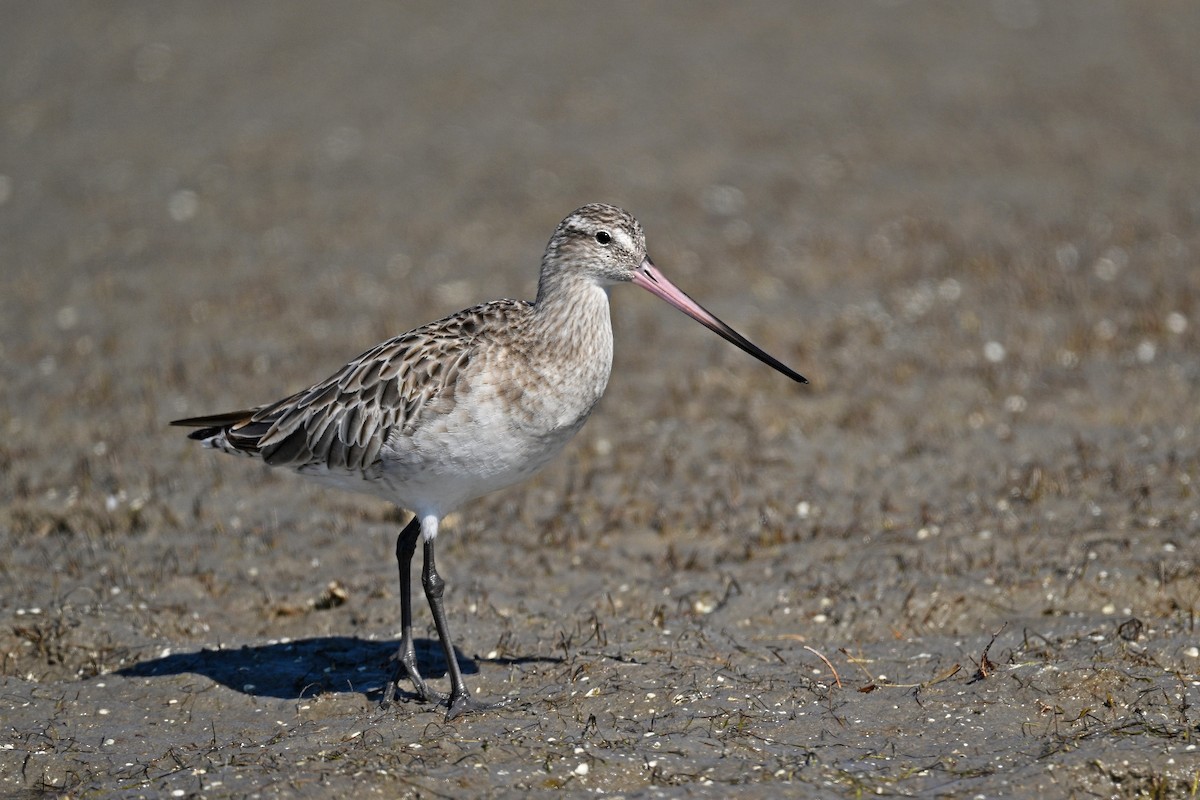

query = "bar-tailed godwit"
[{"left": 173, "top": 203, "right": 806, "bottom": 717}]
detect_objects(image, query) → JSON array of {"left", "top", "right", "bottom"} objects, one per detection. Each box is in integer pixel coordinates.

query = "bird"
[{"left": 172, "top": 203, "right": 807, "bottom": 718}]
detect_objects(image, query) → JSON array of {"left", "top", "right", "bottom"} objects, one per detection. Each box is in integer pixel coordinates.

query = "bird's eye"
[{"left": 594, "top": 231, "right": 612, "bottom": 246}]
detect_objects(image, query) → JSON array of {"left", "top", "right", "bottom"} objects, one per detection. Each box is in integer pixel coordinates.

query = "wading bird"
[{"left": 173, "top": 204, "right": 807, "bottom": 717}]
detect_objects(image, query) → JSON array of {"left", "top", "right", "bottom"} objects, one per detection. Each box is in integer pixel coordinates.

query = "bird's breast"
[
  {"left": 375, "top": 328, "right": 611, "bottom": 504},
  {"left": 485, "top": 318, "right": 613, "bottom": 441},
  {"left": 370, "top": 284, "right": 615, "bottom": 513}
]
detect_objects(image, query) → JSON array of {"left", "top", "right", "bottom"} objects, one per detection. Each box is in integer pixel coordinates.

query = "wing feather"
[{"left": 172, "top": 299, "right": 531, "bottom": 474}]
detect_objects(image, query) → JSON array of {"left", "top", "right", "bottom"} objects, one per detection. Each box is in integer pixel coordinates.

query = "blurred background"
[
  {"left": 4, "top": 1, "right": 1196, "bottom": 479},
  {"left": 3, "top": 3, "right": 1196, "bottom": 427},
  {"left": 2, "top": 2, "right": 1198, "bottom": 796}
]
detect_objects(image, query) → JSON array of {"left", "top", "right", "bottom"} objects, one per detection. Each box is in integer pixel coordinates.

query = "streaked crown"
[{"left": 540, "top": 204, "right": 648, "bottom": 290}]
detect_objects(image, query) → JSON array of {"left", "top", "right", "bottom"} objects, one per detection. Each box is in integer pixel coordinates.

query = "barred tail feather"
[{"left": 171, "top": 410, "right": 262, "bottom": 454}]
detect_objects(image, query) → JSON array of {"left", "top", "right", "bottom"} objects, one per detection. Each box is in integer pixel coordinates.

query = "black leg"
[
  {"left": 382, "top": 515, "right": 442, "bottom": 707},
  {"left": 422, "top": 536, "right": 492, "bottom": 719}
]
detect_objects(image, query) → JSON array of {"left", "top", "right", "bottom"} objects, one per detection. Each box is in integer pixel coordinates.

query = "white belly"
[
  {"left": 319, "top": 338, "right": 611, "bottom": 517},
  {"left": 298, "top": 283, "right": 615, "bottom": 518}
]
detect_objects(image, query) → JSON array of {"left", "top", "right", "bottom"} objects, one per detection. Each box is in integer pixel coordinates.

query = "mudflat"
[{"left": 2, "top": 4, "right": 1197, "bottom": 797}]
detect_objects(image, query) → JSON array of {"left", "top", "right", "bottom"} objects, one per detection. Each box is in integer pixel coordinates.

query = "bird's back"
[
  {"left": 174, "top": 298, "right": 532, "bottom": 470},
  {"left": 172, "top": 292, "right": 613, "bottom": 514}
]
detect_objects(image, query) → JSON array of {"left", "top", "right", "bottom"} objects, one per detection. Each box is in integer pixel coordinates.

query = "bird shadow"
[{"left": 116, "top": 636, "right": 561, "bottom": 702}]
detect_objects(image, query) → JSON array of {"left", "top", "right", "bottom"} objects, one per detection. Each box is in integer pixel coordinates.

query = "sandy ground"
[{"left": 2, "top": 3, "right": 1199, "bottom": 797}]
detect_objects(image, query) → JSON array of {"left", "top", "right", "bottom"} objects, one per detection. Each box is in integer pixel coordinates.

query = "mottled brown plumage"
[
  {"left": 173, "top": 203, "right": 806, "bottom": 718},
  {"left": 177, "top": 298, "right": 528, "bottom": 473}
]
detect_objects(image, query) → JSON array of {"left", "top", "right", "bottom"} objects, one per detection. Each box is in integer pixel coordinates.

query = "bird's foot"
[
  {"left": 380, "top": 666, "right": 447, "bottom": 710},
  {"left": 445, "top": 690, "right": 506, "bottom": 720}
]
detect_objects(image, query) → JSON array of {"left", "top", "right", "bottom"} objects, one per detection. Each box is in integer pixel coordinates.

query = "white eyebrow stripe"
[{"left": 613, "top": 229, "right": 636, "bottom": 251}]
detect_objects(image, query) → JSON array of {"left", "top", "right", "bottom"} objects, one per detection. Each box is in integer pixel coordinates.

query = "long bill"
[{"left": 631, "top": 258, "right": 808, "bottom": 384}]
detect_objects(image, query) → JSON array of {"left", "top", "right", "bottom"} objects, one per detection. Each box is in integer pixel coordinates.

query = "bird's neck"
[{"left": 530, "top": 268, "right": 613, "bottom": 359}]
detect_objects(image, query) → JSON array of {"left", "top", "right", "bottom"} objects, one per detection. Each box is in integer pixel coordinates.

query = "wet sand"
[{"left": 2, "top": 3, "right": 1198, "bottom": 797}]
